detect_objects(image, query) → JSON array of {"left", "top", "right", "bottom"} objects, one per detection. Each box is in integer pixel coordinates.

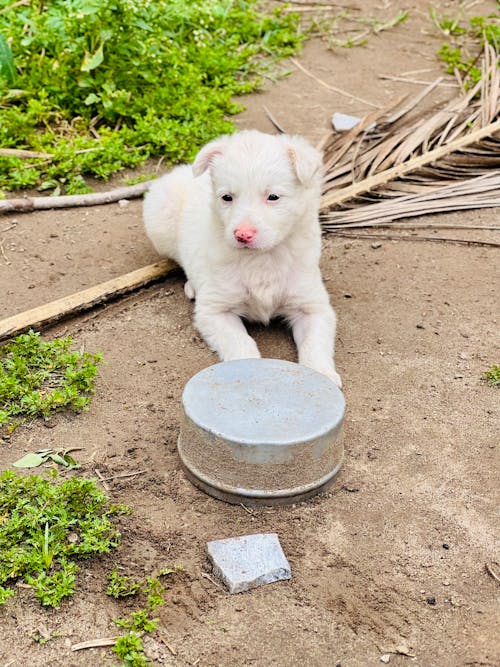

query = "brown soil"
[{"left": 1, "top": 2, "right": 499, "bottom": 666}]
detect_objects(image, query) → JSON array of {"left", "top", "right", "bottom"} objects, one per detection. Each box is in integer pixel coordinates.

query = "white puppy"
[{"left": 143, "top": 130, "right": 341, "bottom": 387}]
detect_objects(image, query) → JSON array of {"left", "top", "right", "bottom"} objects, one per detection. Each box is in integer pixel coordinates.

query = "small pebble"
[
  {"left": 380, "top": 655, "right": 391, "bottom": 664},
  {"left": 371, "top": 242, "right": 382, "bottom": 249},
  {"left": 426, "top": 596, "right": 437, "bottom": 605},
  {"left": 332, "top": 112, "right": 376, "bottom": 132}
]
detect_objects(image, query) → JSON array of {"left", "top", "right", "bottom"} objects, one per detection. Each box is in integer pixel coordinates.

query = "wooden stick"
[
  {"left": 320, "top": 118, "right": 500, "bottom": 208},
  {"left": 0, "top": 148, "right": 54, "bottom": 159},
  {"left": 0, "top": 181, "right": 153, "bottom": 214},
  {"left": 0, "top": 258, "right": 178, "bottom": 342},
  {"left": 71, "top": 637, "right": 119, "bottom": 651}
]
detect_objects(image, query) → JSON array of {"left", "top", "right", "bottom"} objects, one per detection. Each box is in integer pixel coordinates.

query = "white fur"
[{"left": 143, "top": 130, "right": 341, "bottom": 387}]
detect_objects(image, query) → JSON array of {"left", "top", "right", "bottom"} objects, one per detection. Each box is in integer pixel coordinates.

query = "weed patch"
[
  {"left": 485, "top": 364, "right": 500, "bottom": 386},
  {"left": 0, "top": 330, "right": 101, "bottom": 428},
  {"left": 107, "top": 567, "right": 181, "bottom": 666},
  {"left": 0, "top": 470, "right": 128, "bottom": 607},
  {"left": 433, "top": 4, "right": 499, "bottom": 85},
  {"left": 0, "top": 0, "right": 303, "bottom": 194}
]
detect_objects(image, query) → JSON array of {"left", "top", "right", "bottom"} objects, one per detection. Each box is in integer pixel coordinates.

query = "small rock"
[
  {"left": 380, "top": 655, "right": 391, "bottom": 664},
  {"left": 371, "top": 242, "right": 382, "bottom": 249},
  {"left": 416, "top": 323, "right": 426, "bottom": 329},
  {"left": 332, "top": 112, "right": 376, "bottom": 133},
  {"left": 442, "top": 543, "right": 450, "bottom": 550},
  {"left": 206, "top": 533, "right": 291, "bottom": 594},
  {"left": 426, "top": 596, "right": 437, "bottom": 605},
  {"left": 343, "top": 293, "right": 353, "bottom": 299},
  {"left": 118, "top": 198, "right": 130, "bottom": 208}
]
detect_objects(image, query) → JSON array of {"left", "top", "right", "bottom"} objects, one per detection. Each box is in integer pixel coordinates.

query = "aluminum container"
[{"left": 177, "top": 358, "right": 345, "bottom": 506}]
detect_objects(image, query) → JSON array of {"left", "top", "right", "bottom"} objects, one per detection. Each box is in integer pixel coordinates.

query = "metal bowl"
[{"left": 177, "top": 359, "right": 345, "bottom": 506}]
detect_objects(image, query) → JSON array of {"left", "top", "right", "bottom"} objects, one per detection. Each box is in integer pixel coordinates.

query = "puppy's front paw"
[
  {"left": 184, "top": 281, "right": 195, "bottom": 300},
  {"left": 327, "top": 369, "right": 342, "bottom": 389},
  {"left": 304, "top": 363, "right": 342, "bottom": 388}
]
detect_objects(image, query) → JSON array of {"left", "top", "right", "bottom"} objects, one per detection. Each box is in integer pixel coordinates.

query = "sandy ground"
[{"left": 0, "top": 1, "right": 499, "bottom": 665}]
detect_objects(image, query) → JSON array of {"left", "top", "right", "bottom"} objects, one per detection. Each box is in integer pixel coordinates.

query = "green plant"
[
  {"left": 434, "top": 5, "right": 500, "bottom": 85},
  {"left": 308, "top": 8, "right": 408, "bottom": 50},
  {"left": 0, "top": 0, "right": 303, "bottom": 194},
  {"left": 0, "top": 330, "right": 102, "bottom": 427},
  {"left": 113, "top": 632, "right": 149, "bottom": 667},
  {"left": 485, "top": 364, "right": 500, "bottom": 386},
  {"left": 107, "top": 568, "right": 143, "bottom": 598},
  {"left": 0, "top": 470, "right": 128, "bottom": 607},
  {"left": 108, "top": 567, "right": 180, "bottom": 665}
]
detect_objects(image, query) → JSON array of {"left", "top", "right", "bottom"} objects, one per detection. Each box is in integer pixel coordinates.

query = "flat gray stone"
[
  {"left": 207, "top": 533, "right": 291, "bottom": 594},
  {"left": 332, "top": 112, "right": 376, "bottom": 132}
]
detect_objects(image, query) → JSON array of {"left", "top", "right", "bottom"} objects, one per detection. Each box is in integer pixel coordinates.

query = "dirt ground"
[{"left": 0, "top": 1, "right": 499, "bottom": 665}]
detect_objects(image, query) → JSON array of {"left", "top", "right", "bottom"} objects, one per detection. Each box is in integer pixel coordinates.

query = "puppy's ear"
[
  {"left": 285, "top": 136, "right": 323, "bottom": 186},
  {"left": 192, "top": 140, "right": 225, "bottom": 177}
]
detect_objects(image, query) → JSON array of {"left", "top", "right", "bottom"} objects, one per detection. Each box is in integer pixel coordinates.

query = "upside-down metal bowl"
[{"left": 177, "top": 358, "right": 345, "bottom": 506}]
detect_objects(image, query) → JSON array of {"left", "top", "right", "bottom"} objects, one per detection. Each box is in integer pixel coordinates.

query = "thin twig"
[
  {"left": 98, "top": 469, "right": 147, "bottom": 482},
  {"left": 71, "top": 637, "right": 119, "bottom": 651},
  {"left": 0, "top": 222, "right": 17, "bottom": 233},
  {"left": 0, "top": 239, "right": 10, "bottom": 265},
  {"left": 159, "top": 637, "right": 177, "bottom": 656},
  {"left": 329, "top": 231, "right": 500, "bottom": 247},
  {"left": 290, "top": 58, "right": 379, "bottom": 108},
  {"left": 263, "top": 106, "right": 286, "bottom": 134},
  {"left": 485, "top": 563, "right": 500, "bottom": 584},
  {"left": 94, "top": 468, "right": 110, "bottom": 491},
  {"left": 379, "top": 74, "right": 459, "bottom": 88},
  {"left": 201, "top": 571, "right": 226, "bottom": 591},
  {"left": 240, "top": 503, "right": 256, "bottom": 515}
]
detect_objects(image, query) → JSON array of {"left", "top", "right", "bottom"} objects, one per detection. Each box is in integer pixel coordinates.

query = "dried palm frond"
[{"left": 319, "top": 43, "right": 500, "bottom": 238}]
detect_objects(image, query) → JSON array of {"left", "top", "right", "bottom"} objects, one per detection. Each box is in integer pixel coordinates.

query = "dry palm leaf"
[{"left": 319, "top": 43, "right": 500, "bottom": 241}]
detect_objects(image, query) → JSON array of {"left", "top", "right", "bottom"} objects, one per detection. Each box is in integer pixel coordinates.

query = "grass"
[
  {"left": 107, "top": 567, "right": 181, "bottom": 666},
  {"left": 485, "top": 364, "right": 500, "bottom": 386},
  {"left": 314, "top": 9, "right": 409, "bottom": 49},
  {"left": 0, "top": 0, "right": 303, "bottom": 195},
  {"left": 433, "top": 3, "right": 500, "bottom": 85},
  {"left": 0, "top": 470, "right": 129, "bottom": 607},
  {"left": 0, "top": 330, "right": 101, "bottom": 429}
]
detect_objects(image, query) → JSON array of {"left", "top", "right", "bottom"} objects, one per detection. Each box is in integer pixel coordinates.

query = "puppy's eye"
[
  {"left": 267, "top": 194, "right": 280, "bottom": 201},
  {"left": 221, "top": 194, "right": 233, "bottom": 202}
]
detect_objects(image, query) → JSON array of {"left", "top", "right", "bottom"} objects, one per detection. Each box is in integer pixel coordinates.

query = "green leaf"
[
  {"left": 47, "top": 453, "right": 69, "bottom": 467},
  {"left": 81, "top": 44, "right": 104, "bottom": 72},
  {"left": 13, "top": 452, "right": 47, "bottom": 468},
  {"left": 84, "top": 92, "right": 100, "bottom": 105},
  {"left": 0, "top": 33, "right": 15, "bottom": 85}
]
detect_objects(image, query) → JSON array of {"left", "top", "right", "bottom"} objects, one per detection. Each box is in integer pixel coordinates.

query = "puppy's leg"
[
  {"left": 195, "top": 307, "right": 260, "bottom": 361},
  {"left": 290, "top": 306, "right": 342, "bottom": 387},
  {"left": 184, "top": 281, "right": 195, "bottom": 300}
]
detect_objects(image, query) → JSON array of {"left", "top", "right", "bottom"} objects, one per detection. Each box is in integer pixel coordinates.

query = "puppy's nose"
[{"left": 234, "top": 225, "right": 257, "bottom": 244}]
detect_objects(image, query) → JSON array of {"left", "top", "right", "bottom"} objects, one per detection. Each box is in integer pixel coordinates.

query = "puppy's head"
[{"left": 192, "top": 130, "right": 323, "bottom": 251}]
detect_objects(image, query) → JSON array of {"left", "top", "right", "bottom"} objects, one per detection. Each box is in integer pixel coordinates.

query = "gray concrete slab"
[{"left": 207, "top": 533, "right": 292, "bottom": 594}]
